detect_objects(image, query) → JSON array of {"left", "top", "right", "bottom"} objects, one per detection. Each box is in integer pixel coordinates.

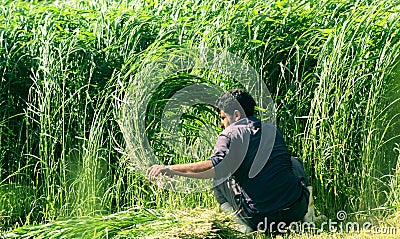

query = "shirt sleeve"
[
  {"left": 209, "top": 126, "right": 250, "bottom": 181},
  {"left": 208, "top": 132, "right": 231, "bottom": 167}
]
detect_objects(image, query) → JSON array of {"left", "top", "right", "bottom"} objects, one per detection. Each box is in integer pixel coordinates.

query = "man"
[{"left": 147, "top": 89, "right": 312, "bottom": 233}]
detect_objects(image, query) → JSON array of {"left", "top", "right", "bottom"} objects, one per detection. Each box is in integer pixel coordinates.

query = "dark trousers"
[{"left": 213, "top": 156, "right": 310, "bottom": 231}]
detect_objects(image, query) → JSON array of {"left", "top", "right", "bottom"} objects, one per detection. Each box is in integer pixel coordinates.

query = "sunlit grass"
[
  {"left": 3, "top": 207, "right": 400, "bottom": 238},
  {"left": 0, "top": 0, "right": 399, "bottom": 237},
  {"left": 3, "top": 207, "right": 248, "bottom": 239}
]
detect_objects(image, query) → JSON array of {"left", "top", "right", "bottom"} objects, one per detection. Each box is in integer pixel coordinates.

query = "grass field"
[{"left": 0, "top": 0, "right": 399, "bottom": 238}]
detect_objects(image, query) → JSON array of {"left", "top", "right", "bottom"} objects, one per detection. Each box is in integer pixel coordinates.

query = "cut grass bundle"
[
  {"left": 2, "top": 207, "right": 248, "bottom": 239},
  {"left": 4, "top": 207, "right": 166, "bottom": 238}
]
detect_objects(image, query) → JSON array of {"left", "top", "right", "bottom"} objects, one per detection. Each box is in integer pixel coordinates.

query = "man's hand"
[{"left": 146, "top": 165, "right": 172, "bottom": 181}]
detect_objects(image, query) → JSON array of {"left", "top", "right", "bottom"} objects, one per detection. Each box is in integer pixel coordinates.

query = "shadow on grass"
[{"left": 178, "top": 219, "right": 277, "bottom": 239}]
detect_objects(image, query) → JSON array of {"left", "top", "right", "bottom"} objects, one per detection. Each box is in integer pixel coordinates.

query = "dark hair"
[{"left": 215, "top": 89, "right": 256, "bottom": 117}]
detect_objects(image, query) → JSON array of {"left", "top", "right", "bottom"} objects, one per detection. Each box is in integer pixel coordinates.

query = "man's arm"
[{"left": 146, "top": 160, "right": 215, "bottom": 180}]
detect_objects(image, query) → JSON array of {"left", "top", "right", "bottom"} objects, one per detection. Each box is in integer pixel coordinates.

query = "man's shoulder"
[{"left": 219, "top": 117, "right": 260, "bottom": 140}]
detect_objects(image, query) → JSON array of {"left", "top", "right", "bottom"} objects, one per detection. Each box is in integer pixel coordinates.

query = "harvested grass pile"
[{"left": 2, "top": 207, "right": 247, "bottom": 239}]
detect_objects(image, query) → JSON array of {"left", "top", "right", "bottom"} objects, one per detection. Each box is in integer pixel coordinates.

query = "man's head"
[{"left": 215, "top": 89, "right": 256, "bottom": 129}]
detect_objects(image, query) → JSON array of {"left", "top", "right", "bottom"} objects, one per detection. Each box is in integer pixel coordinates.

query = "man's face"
[{"left": 219, "top": 110, "right": 232, "bottom": 129}]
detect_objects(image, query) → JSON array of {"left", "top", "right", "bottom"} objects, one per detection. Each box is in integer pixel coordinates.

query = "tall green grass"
[
  {"left": 0, "top": 0, "right": 399, "bottom": 236},
  {"left": 384, "top": 60, "right": 400, "bottom": 209},
  {"left": 301, "top": 2, "right": 400, "bottom": 215}
]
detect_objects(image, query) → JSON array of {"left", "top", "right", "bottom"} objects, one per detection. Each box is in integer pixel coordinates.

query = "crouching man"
[{"left": 147, "top": 89, "right": 313, "bottom": 234}]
